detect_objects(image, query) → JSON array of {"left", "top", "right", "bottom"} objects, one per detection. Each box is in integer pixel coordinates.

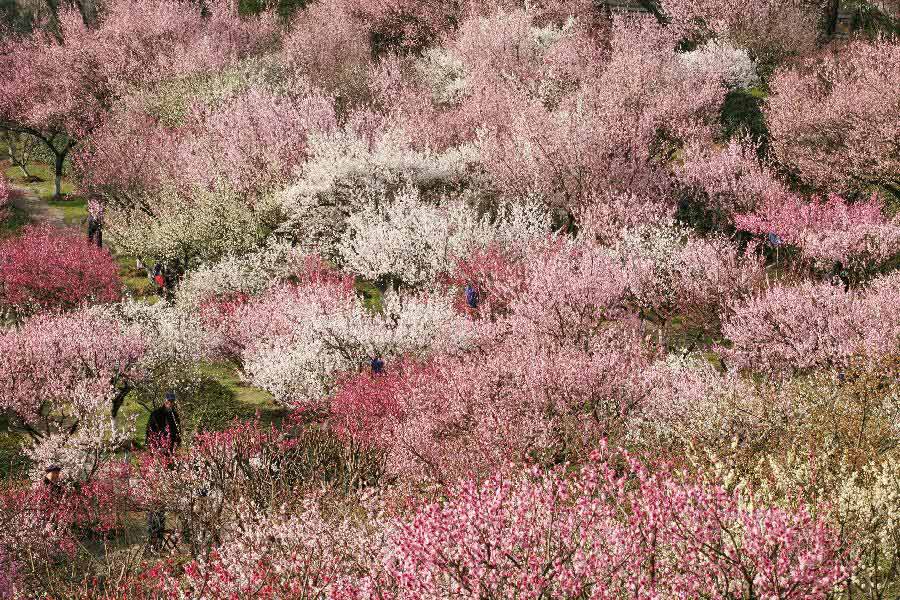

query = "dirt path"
[{"left": 7, "top": 183, "right": 66, "bottom": 227}]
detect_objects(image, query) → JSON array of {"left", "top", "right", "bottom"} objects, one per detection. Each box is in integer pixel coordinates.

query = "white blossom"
[
  {"left": 680, "top": 39, "right": 759, "bottom": 89},
  {"left": 279, "top": 127, "right": 479, "bottom": 258},
  {"left": 336, "top": 185, "right": 551, "bottom": 286}
]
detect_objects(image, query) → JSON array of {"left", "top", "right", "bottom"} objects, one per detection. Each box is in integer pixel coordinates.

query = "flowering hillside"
[{"left": 0, "top": 0, "right": 898, "bottom": 598}]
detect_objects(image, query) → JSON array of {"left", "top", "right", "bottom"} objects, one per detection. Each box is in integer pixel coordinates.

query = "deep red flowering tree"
[{"left": 0, "top": 225, "right": 121, "bottom": 317}]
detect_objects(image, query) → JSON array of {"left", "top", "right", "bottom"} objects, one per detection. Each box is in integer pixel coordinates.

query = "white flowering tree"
[
  {"left": 279, "top": 125, "right": 479, "bottom": 259},
  {"left": 336, "top": 185, "right": 551, "bottom": 287}
]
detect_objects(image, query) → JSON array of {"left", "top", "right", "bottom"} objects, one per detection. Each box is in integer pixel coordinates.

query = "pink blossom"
[
  {"left": 0, "top": 225, "right": 122, "bottom": 318},
  {"left": 660, "top": 0, "right": 820, "bottom": 63},
  {"left": 721, "top": 273, "right": 900, "bottom": 375},
  {"left": 0, "top": 306, "right": 147, "bottom": 425},
  {"left": 734, "top": 193, "right": 900, "bottom": 275},
  {"left": 767, "top": 38, "right": 900, "bottom": 196}
]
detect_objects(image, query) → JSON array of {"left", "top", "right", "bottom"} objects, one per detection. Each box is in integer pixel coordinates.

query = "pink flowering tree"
[
  {"left": 477, "top": 16, "right": 726, "bottom": 213},
  {"left": 168, "top": 450, "right": 851, "bottom": 598},
  {"left": 734, "top": 193, "right": 900, "bottom": 278},
  {"left": 675, "top": 137, "right": 791, "bottom": 228},
  {"left": 380, "top": 451, "right": 850, "bottom": 599},
  {"left": 659, "top": 0, "right": 821, "bottom": 65},
  {"left": 330, "top": 329, "right": 653, "bottom": 486},
  {"left": 0, "top": 225, "right": 122, "bottom": 319},
  {"left": 351, "top": 0, "right": 594, "bottom": 55},
  {"left": 0, "top": 306, "right": 150, "bottom": 482},
  {"left": 76, "top": 81, "right": 337, "bottom": 268},
  {"left": 766, "top": 38, "right": 900, "bottom": 198},
  {"left": 279, "top": 0, "right": 372, "bottom": 109},
  {"left": 612, "top": 224, "right": 765, "bottom": 343},
  {"left": 720, "top": 272, "right": 900, "bottom": 376},
  {"left": 0, "top": 0, "right": 277, "bottom": 198}
]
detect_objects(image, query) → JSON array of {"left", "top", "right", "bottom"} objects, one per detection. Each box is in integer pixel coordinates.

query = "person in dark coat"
[
  {"left": 86, "top": 198, "right": 103, "bottom": 248},
  {"left": 42, "top": 465, "right": 63, "bottom": 495},
  {"left": 146, "top": 392, "right": 181, "bottom": 551},
  {"left": 370, "top": 356, "right": 385, "bottom": 375},
  {"left": 464, "top": 283, "right": 479, "bottom": 310},
  {"left": 146, "top": 392, "right": 181, "bottom": 454}
]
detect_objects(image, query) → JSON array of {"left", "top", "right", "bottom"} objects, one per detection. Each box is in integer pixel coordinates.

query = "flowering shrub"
[
  {"left": 660, "top": 0, "right": 820, "bottom": 64},
  {"left": 735, "top": 193, "right": 900, "bottom": 276},
  {"left": 680, "top": 39, "right": 760, "bottom": 89},
  {"left": 166, "top": 449, "right": 850, "bottom": 599},
  {"left": 721, "top": 273, "right": 900, "bottom": 376},
  {"left": 767, "top": 38, "right": 900, "bottom": 196},
  {"left": 335, "top": 186, "right": 551, "bottom": 286},
  {"left": 0, "top": 225, "right": 122, "bottom": 317}
]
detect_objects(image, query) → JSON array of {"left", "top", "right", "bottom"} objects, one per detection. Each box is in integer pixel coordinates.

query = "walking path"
[{"left": 7, "top": 183, "right": 65, "bottom": 227}]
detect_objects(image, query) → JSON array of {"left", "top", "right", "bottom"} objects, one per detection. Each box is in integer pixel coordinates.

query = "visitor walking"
[
  {"left": 145, "top": 391, "right": 181, "bottom": 552},
  {"left": 86, "top": 198, "right": 103, "bottom": 248},
  {"left": 146, "top": 391, "right": 181, "bottom": 454}
]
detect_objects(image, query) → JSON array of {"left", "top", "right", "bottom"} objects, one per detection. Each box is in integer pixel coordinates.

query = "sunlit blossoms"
[{"left": 0, "top": 0, "right": 897, "bottom": 596}]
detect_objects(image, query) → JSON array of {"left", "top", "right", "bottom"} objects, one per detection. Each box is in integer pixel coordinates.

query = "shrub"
[{"left": 0, "top": 225, "right": 122, "bottom": 317}]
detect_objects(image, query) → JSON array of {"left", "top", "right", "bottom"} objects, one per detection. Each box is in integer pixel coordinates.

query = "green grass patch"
[
  {"left": 119, "top": 363, "right": 284, "bottom": 446},
  {"left": 355, "top": 279, "right": 384, "bottom": 312},
  {"left": 720, "top": 86, "right": 769, "bottom": 149},
  {"left": 47, "top": 196, "right": 87, "bottom": 226},
  {"left": 0, "top": 205, "right": 31, "bottom": 239},
  {"left": 0, "top": 432, "right": 30, "bottom": 480},
  {"left": 199, "top": 362, "right": 284, "bottom": 427},
  {"left": 3, "top": 162, "right": 77, "bottom": 202},
  {"left": 116, "top": 254, "right": 159, "bottom": 300}
]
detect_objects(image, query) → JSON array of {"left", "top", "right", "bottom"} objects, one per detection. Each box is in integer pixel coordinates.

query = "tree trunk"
[
  {"left": 53, "top": 149, "right": 66, "bottom": 199},
  {"left": 75, "top": 0, "right": 98, "bottom": 26},
  {"left": 825, "top": 0, "right": 840, "bottom": 35}
]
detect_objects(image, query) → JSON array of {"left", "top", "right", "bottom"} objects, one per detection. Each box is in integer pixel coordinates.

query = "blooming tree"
[
  {"left": 679, "top": 39, "right": 760, "bottom": 89},
  {"left": 659, "top": 0, "right": 821, "bottom": 64},
  {"left": 279, "top": 124, "right": 478, "bottom": 259},
  {"left": 0, "top": 306, "right": 147, "bottom": 483},
  {"left": 477, "top": 16, "right": 726, "bottom": 212},
  {"left": 380, "top": 451, "right": 850, "bottom": 599},
  {"left": 0, "top": 0, "right": 278, "bottom": 198},
  {"left": 0, "top": 225, "right": 122, "bottom": 318},
  {"left": 675, "top": 137, "right": 790, "bottom": 225},
  {"left": 279, "top": 0, "right": 372, "bottom": 106},
  {"left": 335, "top": 185, "right": 551, "bottom": 287},
  {"left": 735, "top": 193, "right": 900, "bottom": 277},
  {"left": 766, "top": 38, "right": 900, "bottom": 197},
  {"left": 721, "top": 272, "right": 900, "bottom": 376}
]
